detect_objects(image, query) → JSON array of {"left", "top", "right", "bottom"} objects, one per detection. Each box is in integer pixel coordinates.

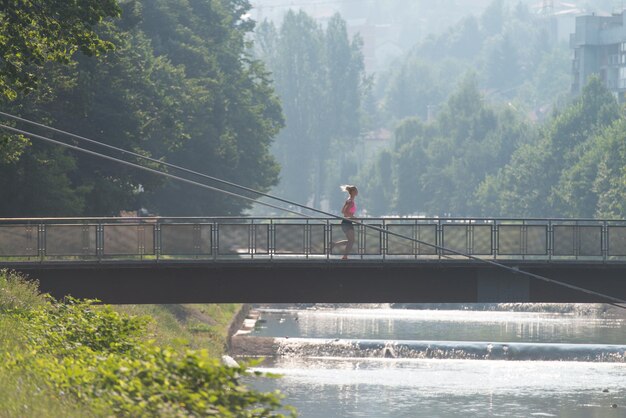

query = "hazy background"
[
  {"left": 251, "top": 0, "right": 626, "bottom": 218},
  {"left": 2, "top": 0, "right": 626, "bottom": 220}
]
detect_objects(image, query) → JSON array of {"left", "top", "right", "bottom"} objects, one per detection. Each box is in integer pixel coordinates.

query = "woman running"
[{"left": 330, "top": 185, "right": 358, "bottom": 260}]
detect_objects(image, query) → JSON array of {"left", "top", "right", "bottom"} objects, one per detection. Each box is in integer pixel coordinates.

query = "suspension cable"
[
  {"left": 0, "top": 119, "right": 625, "bottom": 307},
  {"left": 0, "top": 110, "right": 320, "bottom": 216},
  {"left": 0, "top": 123, "right": 305, "bottom": 217}
]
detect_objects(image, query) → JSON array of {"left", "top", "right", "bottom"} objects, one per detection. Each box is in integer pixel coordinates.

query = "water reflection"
[
  {"left": 252, "top": 308, "right": 625, "bottom": 344},
  {"left": 252, "top": 357, "right": 626, "bottom": 418},
  {"left": 244, "top": 306, "right": 626, "bottom": 417}
]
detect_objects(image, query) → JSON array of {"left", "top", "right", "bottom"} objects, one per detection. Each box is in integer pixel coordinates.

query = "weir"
[{"left": 235, "top": 336, "right": 626, "bottom": 362}]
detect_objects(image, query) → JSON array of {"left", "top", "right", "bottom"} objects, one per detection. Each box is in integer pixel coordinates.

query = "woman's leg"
[
  {"left": 343, "top": 227, "right": 355, "bottom": 259},
  {"left": 335, "top": 223, "right": 349, "bottom": 252}
]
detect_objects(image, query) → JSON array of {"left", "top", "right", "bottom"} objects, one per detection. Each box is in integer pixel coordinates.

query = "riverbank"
[
  {"left": 112, "top": 302, "right": 245, "bottom": 357},
  {"left": 0, "top": 270, "right": 289, "bottom": 417}
]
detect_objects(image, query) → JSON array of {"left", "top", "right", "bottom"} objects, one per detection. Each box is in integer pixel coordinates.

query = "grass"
[
  {"left": 0, "top": 269, "right": 263, "bottom": 417},
  {"left": 112, "top": 303, "right": 242, "bottom": 357},
  {"left": 0, "top": 270, "right": 89, "bottom": 417}
]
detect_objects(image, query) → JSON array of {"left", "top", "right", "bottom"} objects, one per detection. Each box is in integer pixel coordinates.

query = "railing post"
[
  {"left": 437, "top": 219, "right": 442, "bottom": 260},
  {"left": 492, "top": 219, "right": 496, "bottom": 260},
  {"left": 212, "top": 220, "right": 218, "bottom": 261},
  {"left": 382, "top": 218, "right": 387, "bottom": 261},
  {"left": 155, "top": 221, "right": 161, "bottom": 261},
  {"left": 521, "top": 221, "right": 527, "bottom": 261},
  {"left": 573, "top": 217, "right": 580, "bottom": 260},
  {"left": 467, "top": 221, "right": 473, "bottom": 256},
  {"left": 38, "top": 222, "right": 44, "bottom": 262},
  {"left": 251, "top": 219, "right": 255, "bottom": 260},
  {"left": 137, "top": 224, "right": 144, "bottom": 260},
  {"left": 547, "top": 219, "right": 553, "bottom": 261},
  {"left": 269, "top": 218, "right": 275, "bottom": 260},
  {"left": 96, "top": 222, "right": 103, "bottom": 261},
  {"left": 326, "top": 218, "right": 330, "bottom": 261},
  {"left": 602, "top": 220, "right": 608, "bottom": 262}
]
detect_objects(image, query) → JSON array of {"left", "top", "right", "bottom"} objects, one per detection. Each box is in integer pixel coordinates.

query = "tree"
[
  {"left": 362, "top": 73, "right": 533, "bottom": 217},
  {"left": 476, "top": 76, "right": 620, "bottom": 217},
  {"left": 0, "top": 0, "right": 284, "bottom": 217},
  {"left": 255, "top": 12, "right": 322, "bottom": 205},
  {"left": 392, "top": 118, "right": 431, "bottom": 214},
  {"left": 593, "top": 119, "right": 626, "bottom": 218},
  {"left": 481, "top": 0, "right": 505, "bottom": 36},
  {"left": 0, "top": 0, "right": 121, "bottom": 165},
  {"left": 1, "top": 8, "right": 190, "bottom": 216},
  {"left": 135, "top": 0, "right": 284, "bottom": 215},
  {"left": 475, "top": 139, "right": 549, "bottom": 217},
  {"left": 359, "top": 149, "right": 394, "bottom": 216},
  {"left": 483, "top": 33, "right": 521, "bottom": 92},
  {"left": 255, "top": 11, "right": 366, "bottom": 209},
  {"left": 0, "top": 143, "right": 87, "bottom": 216},
  {"left": 384, "top": 57, "right": 444, "bottom": 121},
  {"left": 322, "top": 13, "right": 366, "bottom": 209},
  {"left": 0, "top": 0, "right": 121, "bottom": 99},
  {"left": 547, "top": 76, "right": 619, "bottom": 216}
]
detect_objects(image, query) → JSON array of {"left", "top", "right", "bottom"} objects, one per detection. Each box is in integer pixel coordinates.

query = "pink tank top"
[{"left": 347, "top": 199, "right": 356, "bottom": 215}]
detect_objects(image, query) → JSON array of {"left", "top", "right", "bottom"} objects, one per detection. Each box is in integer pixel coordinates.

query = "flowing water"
[{"left": 241, "top": 305, "right": 626, "bottom": 418}]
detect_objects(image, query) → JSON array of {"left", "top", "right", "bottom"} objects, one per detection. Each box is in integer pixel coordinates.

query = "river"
[{"left": 239, "top": 305, "right": 626, "bottom": 418}]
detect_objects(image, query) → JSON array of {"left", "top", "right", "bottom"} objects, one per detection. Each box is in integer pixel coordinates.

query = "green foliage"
[
  {"left": 384, "top": 57, "right": 450, "bottom": 121},
  {"left": 24, "top": 297, "right": 148, "bottom": 355},
  {"left": 379, "top": 0, "right": 570, "bottom": 124},
  {"left": 0, "top": 143, "right": 89, "bottom": 216},
  {"left": 481, "top": 0, "right": 505, "bottom": 36},
  {"left": 0, "top": 0, "right": 283, "bottom": 217},
  {"left": 0, "top": 0, "right": 121, "bottom": 99},
  {"left": 364, "top": 75, "right": 530, "bottom": 216},
  {"left": 25, "top": 345, "right": 292, "bottom": 417},
  {"left": 359, "top": 149, "right": 395, "bottom": 216},
  {"left": 255, "top": 11, "right": 367, "bottom": 209},
  {"left": 475, "top": 76, "right": 621, "bottom": 217},
  {"left": 114, "top": 303, "right": 243, "bottom": 358},
  {"left": 0, "top": 269, "right": 46, "bottom": 312},
  {"left": 139, "top": 0, "right": 283, "bottom": 216},
  {"left": 0, "top": 271, "right": 294, "bottom": 417},
  {"left": 349, "top": 0, "right": 597, "bottom": 218},
  {"left": 363, "top": 66, "right": 626, "bottom": 218}
]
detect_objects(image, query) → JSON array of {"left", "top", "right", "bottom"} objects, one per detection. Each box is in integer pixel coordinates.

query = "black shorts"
[{"left": 341, "top": 219, "right": 354, "bottom": 234}]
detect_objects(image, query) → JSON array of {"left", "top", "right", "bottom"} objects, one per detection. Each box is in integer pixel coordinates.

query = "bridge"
[{"left": 1, "top": 216, "right": 626, "bottom": 304}]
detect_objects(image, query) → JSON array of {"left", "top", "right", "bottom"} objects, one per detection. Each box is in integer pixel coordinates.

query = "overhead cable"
[
  {"left": 0, "top": 118, "right": 624, "bottom": 307},
  {"left": 0, "top": 110, "right": 320, "bottom": 217},
  {"left": 0, "top": 123, "right": 305, "bottom": 217}
]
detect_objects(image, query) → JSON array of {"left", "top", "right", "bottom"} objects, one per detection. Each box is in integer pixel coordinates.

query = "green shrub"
[
  {"left": 24, "top": 297, "right": 149, "bottom": 355},
  {"left": 0, "top": 272, "right": 295, "bottom": 417},
  {"left": 0, "top": 269, "right": 46, "bottom": 313}
]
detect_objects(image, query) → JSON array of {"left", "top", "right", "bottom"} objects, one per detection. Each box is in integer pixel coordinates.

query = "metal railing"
[{"left": 1, "top": 217, "right": 626, "bottom": 262}]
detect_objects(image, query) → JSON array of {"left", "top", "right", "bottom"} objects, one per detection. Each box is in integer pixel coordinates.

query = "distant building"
[{"left": 570, "top": 11, "right": 626, "bottom": 101}]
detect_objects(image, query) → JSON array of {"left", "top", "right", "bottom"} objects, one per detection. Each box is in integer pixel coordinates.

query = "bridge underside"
[{"left": 5, "top": 261, "right": 626, "bottom": 305}]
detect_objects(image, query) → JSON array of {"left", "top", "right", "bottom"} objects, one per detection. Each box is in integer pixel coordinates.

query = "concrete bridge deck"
[{"left": 4, "top": 259, "right": 625, "bottom": 304}]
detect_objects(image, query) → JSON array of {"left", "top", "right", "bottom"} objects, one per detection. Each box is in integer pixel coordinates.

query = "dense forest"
[
  {"left": 254, "top": 11, "right": 368, "bottom": 210},
  {"left": 2, "top": 0, "right": 626, "bottom": 220},
  {"left": 0, "top": 0, "right": 282, "bottom": 217},
  {"left": 253, "top": 0, "right": 626, "bottom": 219},
  {"left": 352, "top": 0, "right": 626, "bottom": 218}
]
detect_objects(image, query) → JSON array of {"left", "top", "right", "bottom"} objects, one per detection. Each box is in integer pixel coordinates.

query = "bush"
[
  {"left": 0, "top": 271, "right": 295, "bottom": 417},
  {"left": 0, "top": 269, "right": 46, "bottom": 313}
]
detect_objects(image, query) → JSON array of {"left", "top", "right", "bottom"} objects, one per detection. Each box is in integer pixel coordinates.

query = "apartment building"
[{"left": 571, "top": 11, "right": 626, "bottom": 101}]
